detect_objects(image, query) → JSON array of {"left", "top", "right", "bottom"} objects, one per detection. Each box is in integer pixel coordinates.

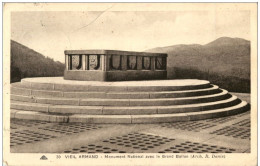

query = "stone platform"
[{"left": 10, "top": 77, "right": 250, "bottom": 123}]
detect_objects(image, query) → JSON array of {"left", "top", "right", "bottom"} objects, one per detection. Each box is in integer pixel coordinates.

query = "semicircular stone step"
[
  {"left": 130, "top": 101, "right": 250, "bottom": 123},
  {"left": 10, "top": 95, "right": 241, "bottom": 115},
  {"left": 11, "top": 84, "right": 222, "bottom": 99},
  {"left": 20, "top": 77, "right": 212, "bottom": 92},
  {"left": 10, "top": 101, "right": 250, "bottom": 123},
  {"left": 10, "top": 89, "right": 231, "bottom": 106}
]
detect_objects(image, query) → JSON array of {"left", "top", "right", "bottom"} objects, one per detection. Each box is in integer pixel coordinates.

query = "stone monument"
[
  {"left": 64, "top": 50, "right": 167, "bottom": 81},
  {"left": 10, "top": 50, "right": 250, "bottom": 123}
]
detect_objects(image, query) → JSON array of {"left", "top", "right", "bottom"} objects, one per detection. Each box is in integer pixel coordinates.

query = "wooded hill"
[
  {"left": 146, "top": 37, "right": 250, "bottom": 93},
  {"left": 11, "top": 40, "right": 65, "bottom": 83}
]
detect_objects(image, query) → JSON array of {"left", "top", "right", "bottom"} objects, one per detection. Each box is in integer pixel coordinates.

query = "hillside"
[
  {"left": 146, "top": 37, "right": 250, "bottom": 93},
  {"left": 11, "top": 40, "right": 65, "bottom": 83}
]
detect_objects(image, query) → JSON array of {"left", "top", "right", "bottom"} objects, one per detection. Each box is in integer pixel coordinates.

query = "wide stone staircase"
[{"left": 10, "top": 77, "right": 250, "bottom": 123}]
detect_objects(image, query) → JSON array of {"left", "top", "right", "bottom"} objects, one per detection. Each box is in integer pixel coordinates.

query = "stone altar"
[{"left": 64, "top": 50, "right": 167, "bottom": 81}]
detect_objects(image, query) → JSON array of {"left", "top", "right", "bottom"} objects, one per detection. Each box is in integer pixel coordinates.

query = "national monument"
[{"left": 10, "top": 49, "right": 250, "bottom": 123}]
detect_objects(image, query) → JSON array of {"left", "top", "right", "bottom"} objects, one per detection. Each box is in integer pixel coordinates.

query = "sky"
[{"left": 11, "top": 10, "right": 250, "bottom": 63}]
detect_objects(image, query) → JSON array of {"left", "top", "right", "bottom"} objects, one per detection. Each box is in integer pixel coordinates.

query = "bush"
[{"left": 168, "top": 67, "right": 250, "bottom": 93}]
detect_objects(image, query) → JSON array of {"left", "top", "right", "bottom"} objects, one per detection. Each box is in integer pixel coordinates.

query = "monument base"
[{"left": 10, "top": 77, "right": 250, "bottom": 123}]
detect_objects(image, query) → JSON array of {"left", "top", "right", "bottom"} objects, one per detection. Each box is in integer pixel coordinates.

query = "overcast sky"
[{"left": 11, "top": 10, "right": 250, "bottom": 63}]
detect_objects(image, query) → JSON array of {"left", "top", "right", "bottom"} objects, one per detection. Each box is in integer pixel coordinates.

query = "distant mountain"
[
  {"left": 11, "top": 40, "right": 65, "bottom": 82},
  {"left": 205, "top": 37, "right": 250, "bottom": 47},
  {"left": 146, "top": 37, "right": 250, "bottom": 93}
]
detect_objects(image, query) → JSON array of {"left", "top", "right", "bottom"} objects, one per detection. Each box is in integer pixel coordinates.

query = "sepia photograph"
[{"left": 3, "top": 2, "right": 257, "bottom": 166}]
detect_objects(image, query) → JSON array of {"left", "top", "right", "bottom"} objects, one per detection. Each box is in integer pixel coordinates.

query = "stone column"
[
  {"left": 151, "top": 57, "right": 155, "bottom": 71},
  {"left": 85, "top": 55, "right": 89, "bottom": 70},
  {"left": 121, "top": 55, "right": 127, "bottom": 71},
  {"left": 164, "top": 57, "right": 167, "bottom": 70},
  {"left": 82, "top": 55, "right": 86, "bottom": 70},
  {"left": 137, "top": 56, "right": 142, "bottom": 70},
  {"left": 65, "top": 54, "right": 69, "bottom": 70},
  {"left": 105, "top": 55, "right": 111, "bottom": 71},
  {"left": 101, "top": 55, "right": 105, "bottom": 71}
]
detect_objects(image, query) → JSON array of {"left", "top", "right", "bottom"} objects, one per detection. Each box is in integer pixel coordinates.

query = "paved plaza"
[{"left": 10, "top": 93, "right": 251, "bottom": 154}]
